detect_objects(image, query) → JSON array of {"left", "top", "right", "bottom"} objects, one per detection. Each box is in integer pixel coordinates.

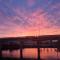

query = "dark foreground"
[
  {"left": 0, "top": 58, "right": 39, "bottom": 60},
  {"left": 0, "top": 57, "right": 43, "bottom": 60},
  {"left": 0, "top": 57, "right": 60, "bottom": 60}
]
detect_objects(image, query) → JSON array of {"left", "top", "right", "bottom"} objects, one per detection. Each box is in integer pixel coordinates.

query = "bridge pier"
[
  {"left": 20, "top": 41, "right": 23, "bottom": 60},
  {"left": 20, "top": 48, "right": 23, "bottom": 60},
  {"left": 37, "top": 41, "right": 40, "bottom": 60},
  {"left": 0, "top": 46, "right": 2, "bottom": 58},
  {"left": 38, "top": 47, "right": 40, "bottom": 60}
]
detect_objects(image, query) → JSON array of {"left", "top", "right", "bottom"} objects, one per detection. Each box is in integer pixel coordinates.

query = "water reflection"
[
  {"left": 2, "top": 50, "right": 20, "bottom": 58},
  {"left": 1, "top": 48, "right": 60, "bottom": 60},
  {"left": 40, "top": 48, "right": 58, "bottom": 60}
]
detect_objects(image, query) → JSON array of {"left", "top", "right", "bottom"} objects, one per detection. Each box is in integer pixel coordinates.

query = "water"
[
  {"left": 40, "top": 48, "right": 59, "bottom": 60},
  {"left": 1, "top": 48, "right": 60, "bottom": 60}
]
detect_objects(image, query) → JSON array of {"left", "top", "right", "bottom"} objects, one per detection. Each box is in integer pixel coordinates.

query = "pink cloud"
[
  {"left": 26, "top": 0, "right": 36, "bottom": 7},
  {"left": 0, "top": 7, "right": 60, "bottom": 38}
]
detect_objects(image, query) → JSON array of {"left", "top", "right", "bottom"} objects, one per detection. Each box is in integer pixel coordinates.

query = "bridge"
[{"left": 0, "top": 35, "right": 60, "bottom": 60}]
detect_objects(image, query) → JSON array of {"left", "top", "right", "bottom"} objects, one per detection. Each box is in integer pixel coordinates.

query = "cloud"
[
  {"left": 44, "top": 2, "right": 60, "bottom": 27},
  {"left": 26, "top": 0, "right": 36, "bottom": 7},
  {"left": 0, "top": 7, "right": 47, "bottom": 37},
  {"left": 0, "top": 0, "right": 60, "bottom": 37}
]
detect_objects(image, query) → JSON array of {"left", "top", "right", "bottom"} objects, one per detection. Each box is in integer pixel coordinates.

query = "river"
[{"left": 2, "top": 48, "right": 60, "bottom": 60}]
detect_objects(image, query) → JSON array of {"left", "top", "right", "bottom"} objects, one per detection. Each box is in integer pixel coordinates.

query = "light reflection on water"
[{"left": 2, "top": 48, "right": 60, "bottom": 59}]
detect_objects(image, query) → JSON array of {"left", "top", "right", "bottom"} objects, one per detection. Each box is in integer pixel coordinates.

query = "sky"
[{"left": 0, "top": 0, "right": 60, "bottom": 37}]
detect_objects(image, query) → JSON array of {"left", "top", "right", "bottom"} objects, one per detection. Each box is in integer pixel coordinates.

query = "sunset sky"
[{"left": 0, "top": 0, "right": 60, "bottom": 37}]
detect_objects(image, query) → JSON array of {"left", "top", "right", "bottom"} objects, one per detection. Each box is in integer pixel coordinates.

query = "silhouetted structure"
[{"left": 0, "top": 35, "right": 60, "bottom": 60}]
